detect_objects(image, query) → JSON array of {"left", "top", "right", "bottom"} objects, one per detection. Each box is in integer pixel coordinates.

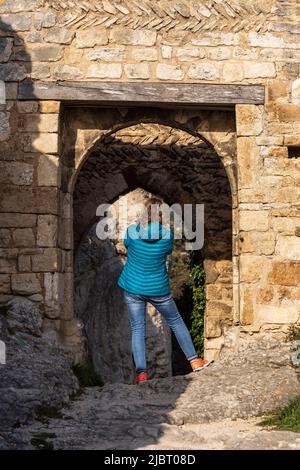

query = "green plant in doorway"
[{"left": 189, "top": 262, "right": 205, "bottom": 358}]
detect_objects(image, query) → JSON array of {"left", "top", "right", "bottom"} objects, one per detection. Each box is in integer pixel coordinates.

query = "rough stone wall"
[{"left": 0, "top": 0, "right": 300, "bottom": 362}]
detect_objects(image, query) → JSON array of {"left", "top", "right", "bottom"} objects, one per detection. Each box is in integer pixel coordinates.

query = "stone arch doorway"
[
  {"left": 62, "top": 109, "right": 235, "bottom": 382},
  {"left": 58, "top": 106, "right": 237, "bottom": 380}
]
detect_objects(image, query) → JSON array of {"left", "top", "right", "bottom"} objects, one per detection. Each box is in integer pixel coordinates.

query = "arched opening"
[{"left": 71, "top": 121, "right": 233, "bottom": 384}]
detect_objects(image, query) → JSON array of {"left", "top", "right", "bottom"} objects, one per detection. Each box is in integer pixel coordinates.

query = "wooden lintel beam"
[{"left": 18, "top": 80, "right": 265, "bottom": 106}]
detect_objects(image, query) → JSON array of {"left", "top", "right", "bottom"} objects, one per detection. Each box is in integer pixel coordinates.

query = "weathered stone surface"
[
  {"left": 156, "top": 63, "right": 184, "bottom": 80},
  {"left": 161, "top": 45, "right": 172, "bottom": 59},
  {"left": 86, "top": 64, "right": 122, "bottom": 79},
  {"left": 44, "top": 28, "right": 75, "bottom": 45},
  {"left": 110, "top": 29, "right": 157, "bottom": 46},
  {"left": 0, "top": 188, "right": 58, "bottom": 215},
  {"left": 236, "top": 105, "right": 264, "bottom": 136},
  {"left": 21, "top": 114, "right": 59, "bottom": 133},
  {"left": 207, "top": 47, "right": 232, "bottom": 61},
  {"left": 39, "top": 101, "right": 60, "bottom": 113},
  {"left": 237, "top": 137, "right": 260, "bottom": 188},
  {"left": 0, "top": 274, "right": 10, "bottom": 293},
  {"left": 244, "top": 62, "right": 276, "bottom": 78},
  {"left": 132, "top": 48, "right": 158, "bottom": 62},
  {"left": 276, "top": 104, "right": 300, "bottom": 122},
  {"left": 37, "top": 154, "right": 60, "bottom": 186},
  {"left": 284, "top": 135, "right": 300, "bottom": 146},
  {"left": 291, "top": 78, "right": 300, "bottom": 104},
  {"left": 63, "top": 47, "right": 83, "bottom": 66},
  {"left": 268, "top": 261, "right": 300, "bottom": 286},
  {"left": 34, "top": 10, "right": 56, "bottom": 30},
  {"left": 75, "top": 29, "right": 109, "bottom": 48},
  {"left": 276, "top": 235, "right": 300, "bottom": 260},
  {"left": 0, "top": 229, "right": 11, "bottom": 248},
  {"left": 205, "top": 317, "right": 222, "bottom": 338},
  {"left": 30, "top": 63, "right": 51, "bottom": 79},
  {"left": 31, "top": 45, "right": 63, "bottom": 62},
  {"left": 31, "top": 248, "right": 60, "bottom": 272},
  {"left": 0, "top": 63, "right": 26, "bottom": 81},
  {"left": 0, "top": 297, "right": 78, "bottom": 443},
  {"left": 31, "top": 133, "right": 58, "bottom": 154},
  {"left": 44, "top": 272, "right": 64, "bottom": 319},
  {"left": 88, "top": 47, "right": 126, "bottom": 62},
  {"left": 17, "top": 101, "right": 38, "bottom": 113},
  {"left": 176, "top": 47, "right": 205, "bottom": 61},
  {"left": 0, "top": 249, "right": 18, "bottom": 274},
  {"left": 0, "top": 111, "right": 9, "bottom": 139},
  {"left": 0, "top": 81, "right": 5, "bottom": 105},
  {"left": 239, "top": 210, "right": 269, "bottom": 231},
  {"left": 124, "top": 63, "right": 149, "bottom": 79},
  {"left": 37, "top": 215, "right": 57, "bottom": 247},
  {"left": 54, "top": 64, "right": 83, "bottom": 80},
  {"left": 248, "top": 32, "right": 298, "bottom": 49},
  {"left": 11, "top": 273, "right": 41, "bottom": 294},
  {"left": 257, "top": 304, "right": 299, "bottom": 325},
  {"left": 0, "top": 38, "right": 13, "bottom": 63},
  {"left": 0, "top": 0, "right": 38, "bottom": 12},
  {"left": 192, "top": 33, "right": 239, "bottom": 47},
  {"left": 223, "top": 63, "right": 244, "bottom": 82},
  {"left": 0, "top": 162, "right": 33, "bottom": 186},
  {"left": 239, "top": 255, "right": 262, "bottom": 282},
  {"left": 240, "top": 231, "right": 275, "bottom": 255},
  {"left": 187, "top": 63, "right": 219, "bottom": 80},
  {"left": 240, "top": 285, "right": 254, "bottom": 325},
  {"left": 12, "top": 228, "right": 35, "bottom": 248},
  {"left": 271, "top": 216, "right": 300, "bottom": 234},
  {"left": 0, "top": 213, "right": 36, "bottom": 228},
  {"left": 1, "top": 13, "right": 31, "bottom": 31},
  {"left": 18, "top": 254, "right": 31, "bottom": 272}
]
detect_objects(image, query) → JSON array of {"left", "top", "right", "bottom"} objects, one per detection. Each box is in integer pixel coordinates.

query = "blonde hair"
[{"left": 139, "top": 196, "right": 164, "bottom": 226}]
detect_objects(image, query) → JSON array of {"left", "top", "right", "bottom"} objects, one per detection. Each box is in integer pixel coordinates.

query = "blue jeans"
[{"left": 124, "top": 290, "right": 198, "bottom": 373}]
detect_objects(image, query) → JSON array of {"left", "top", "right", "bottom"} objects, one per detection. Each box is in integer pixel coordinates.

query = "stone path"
[{"left": 10, "top": 339, "right": 300, "bottom": 450}]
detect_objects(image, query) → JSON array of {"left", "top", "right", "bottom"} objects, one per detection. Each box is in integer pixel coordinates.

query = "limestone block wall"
[{"left": 0, "top": 0, "right": 300, "bottom": 361}]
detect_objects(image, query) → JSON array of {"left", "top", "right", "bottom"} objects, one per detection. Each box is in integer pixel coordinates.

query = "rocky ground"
[
  {"left": 1, "top": 298, "right": 300, "bottom": 450},
  {"left": 4, "top": 336, "right": 300, "bottom": 450},
  {"left": 0, "top": 297, "right": 78, "bottom": 449}
]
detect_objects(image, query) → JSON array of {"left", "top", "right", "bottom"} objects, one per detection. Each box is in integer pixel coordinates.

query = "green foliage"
[
  {"left": 288, "top": 324, "right": 300, "bottom": 342},
  {"left": 72, "top": 361, "right": 103, "bottom": 388},
  {"left": 189, "top": 263, "right": 205, "bottom": 357},
  {"left": 169, "top": 238, "right": 206, "bottom": 359},
  {"left": 259, "top": 397, "right": 300, "bottom": 432}
]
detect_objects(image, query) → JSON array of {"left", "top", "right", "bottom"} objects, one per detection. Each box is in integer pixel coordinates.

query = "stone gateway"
[{"left": 0, "top": 0, "right": 300, "bottom": 380}]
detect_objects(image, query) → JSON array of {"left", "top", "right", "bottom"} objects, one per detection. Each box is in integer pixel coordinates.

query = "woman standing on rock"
[{"left": 117, "top": 196, "right": 211, "bottom": 384}]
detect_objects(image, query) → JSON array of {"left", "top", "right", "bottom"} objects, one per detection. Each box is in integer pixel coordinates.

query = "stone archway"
[{"left": 58, "top": 108, "right": 236, "bottom": 379}]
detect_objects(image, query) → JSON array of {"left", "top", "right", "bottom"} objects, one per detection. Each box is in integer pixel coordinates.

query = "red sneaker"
[
  {"left": 134, "top": 372, "right": 148, "bottom": 384},
  {"left": 190, "top": 357, "right": 213, "bottom": 372}
]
